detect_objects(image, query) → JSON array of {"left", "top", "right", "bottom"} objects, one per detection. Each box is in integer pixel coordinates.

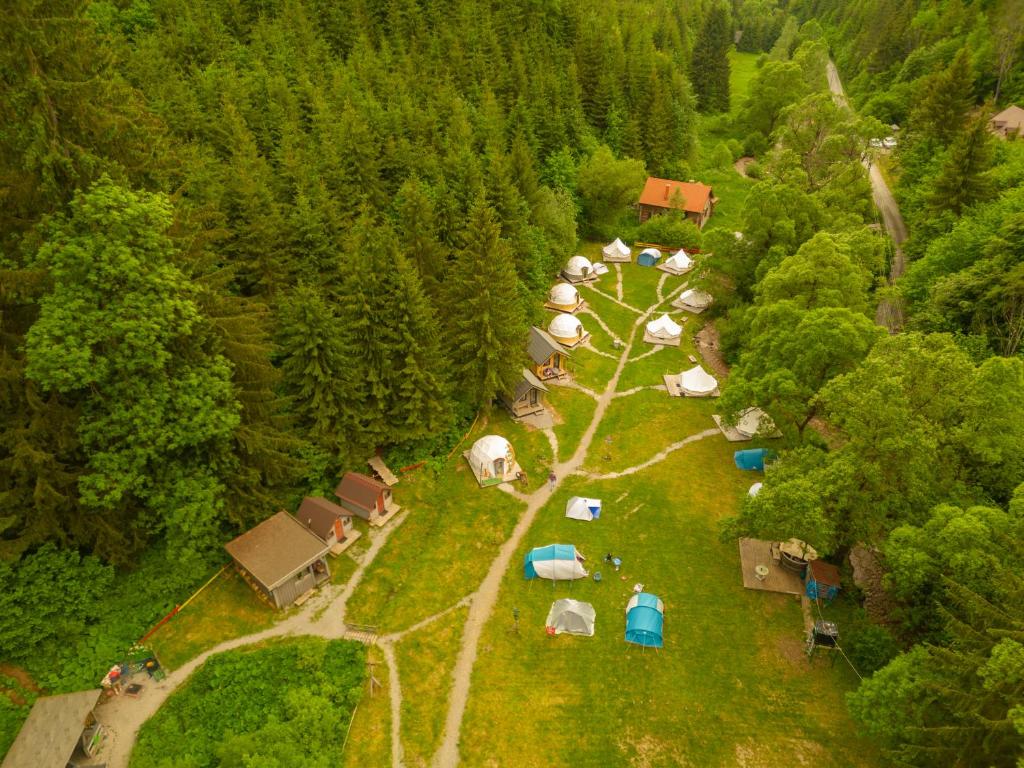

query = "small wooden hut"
[
  {"left": 805, "top": 559, "right": 842, "bottom": 603},
  {"left": 296, "top": 496, "right": 354, "bottom": 548},
  {"left": 334, "top": 472, "right": 398, "bottom": 524},
  {"left": 528, "top": 325, "right": 571, "bottom": 381},
  {"left": 500, "top": 368, "right": 549, "bottom": 418},
  {"left": 1, "top": 690, "right": 105, "bottom": 768}
]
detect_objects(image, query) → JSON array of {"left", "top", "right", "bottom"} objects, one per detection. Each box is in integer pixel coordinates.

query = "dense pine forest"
[{"left": 1, "top": 0, "right": 1023, "bottom": 764}]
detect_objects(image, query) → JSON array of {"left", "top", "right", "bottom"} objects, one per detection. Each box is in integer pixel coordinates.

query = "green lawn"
[
  {"left": 729, "top": 49, "right": 761, "bottom": 118},
  {"left": 547, "top": 385, "right": 597, "bottom": 463},
  {"left": 458, "top": 431, "right": 879, "bottom": 767},
  {"left": 342, "top": 646, "right": 391, "bottom": 768},
  {"left": 570, "top": 346, "right": 619, "bottom": 392},
  {"left": 395, "top": 607, "right": 468, "bottom": 766}
]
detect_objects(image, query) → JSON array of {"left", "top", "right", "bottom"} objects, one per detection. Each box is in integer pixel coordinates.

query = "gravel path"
[
  {"left": 580, "top": 282, "right": 643, "bottom": 314},
  {"left": 576, "top": 427, "right": 721, "bottom": 480}
]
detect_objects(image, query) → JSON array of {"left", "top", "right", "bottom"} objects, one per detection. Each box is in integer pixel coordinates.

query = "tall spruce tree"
[
  {"left": 445, "top": 197, "right": 528, "bottom": 409},
  {"left": 690, "top": 2, "right": 732, "bottom": 114},
  {"left": 927, "top": 113, "right": 995, "bottom": 217}
]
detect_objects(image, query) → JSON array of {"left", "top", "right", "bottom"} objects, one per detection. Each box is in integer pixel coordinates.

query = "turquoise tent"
[
  {"left": 524, "top": 544, "right": 588, "bottom": 580},
  {"left": 637, "top": 247, "right": 662, "bottom": 267},
  {"left": 734, "top": 448, "right": 770, "bottom": 471},
  {"left": 625, "top": 592, "right": 664, "bottom": 648}
]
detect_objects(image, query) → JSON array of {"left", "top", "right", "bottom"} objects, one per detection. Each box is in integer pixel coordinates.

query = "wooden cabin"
[
  {"left": 500, "top": 368, "right": 549, "bottom": 418},
  {"left": 1, "top": 690, "right": 105, "bottom": 768},
  {"left": 225, "top": 511, "right": 331, "bottom": 609},
  {"left": 637, "top": 177, "right": 715, "bottom": 228},
  {"left": 805, "top": 559, "right": 842, "bottom": 603},
  {"left": 334, "top": 472, "right": 397, "bottom": 523},
  {"left": 296, "top": 496, "right": 354, "bottom": 548},
  {"left": 528, "top": 325, "right": 571, "bottom": 381}
]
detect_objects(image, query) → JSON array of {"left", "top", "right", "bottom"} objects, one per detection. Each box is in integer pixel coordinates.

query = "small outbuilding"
[
  {"left": 602, "top": 238, "right": 631, "bottom": 262},
  {"left": 565, "top": 496, "right": 601, "bottom": 521},
  {"left": 672, "top": 288, "right": 713, "bottom": 314},
  {"left": 637, "top": 247, "right": 662, "bottom": 267},
  {"left": 465, "top": 435, "right": 519, "bottom": 487},
  {"left": 529, "top": 325, "right": 572, "bottom": 381},
  {"left": 225, "top": 511, "right": 331, "bottom": 609},
  {"left": 638, "top": 177, "right": 716, "bottom": 228},
  {"left": 296, "top": 496, "right": 355, "bottom": 549},
  {"left": 335, "top": 472, "right": 399, "bottom": 525},
  {"left": 524, "top": 544, "right": 588, "bottom": 581},
  {"left": 562, "top": 255, "right": 598, "bottom": 283},
  {"left": 545, "top": 282, "right": 584, "bottom": 313},
  {"left": 644, "top": 313, "right": 682, "bottom": 346},
  {"left": 500, "top": 368, "right": 549, "bottom": 418},
  {"left": 657, "top": 249, "right": 694, "bottom": 276},
  {"left": 625, "top": 592, "right": 664, "bottom": 649},
  {"left": 548, "top": 313, "right": 589, "bottom": 348},
  {"left": 546, "top": 599, "right": 596, "bottom": 636},
  {"left": 805, "top": 559, "right": 842, "bottom": 603},
  {"left": 990, "top": 105, "right": 1024, "bottom": 139},
  {"left": 1, "top": 689, "right": 105, "bottom": 768}
]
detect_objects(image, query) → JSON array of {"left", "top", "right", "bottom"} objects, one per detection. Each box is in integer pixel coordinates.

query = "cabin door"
[
  {"left": 494, "top": 458, "right": 505, "bottom": 476},
  {"left": 529, "top": 389, "right": 538, "bottom": 405}
]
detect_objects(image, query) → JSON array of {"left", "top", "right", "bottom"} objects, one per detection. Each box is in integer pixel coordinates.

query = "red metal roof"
[{"left": 638, "top": 177, "right": 712, "bottom": 214}]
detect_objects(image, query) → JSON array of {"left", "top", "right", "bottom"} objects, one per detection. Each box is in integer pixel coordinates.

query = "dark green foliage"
[
  {"left": 131, "top": 638, "right": 366, "bottom": 768},
  {"left": 690, "top": 3, "right": 732, "bottom": 113},
  {"left": 635, "top": 215, "right": 703, "bottom": 250},
  {"left": 926, "top": 112, "right": 995, "bottom": 217},
  {"left": 842, "top": 622, "right": 899, "bottom": 675}
]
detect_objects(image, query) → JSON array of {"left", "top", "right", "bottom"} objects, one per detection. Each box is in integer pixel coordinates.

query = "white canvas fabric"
[
  {"left": 626, "top": 593, "right": 664, "bottom": 614},
  {"left": 468, "top": 435, "right": 513, "bottom": 474},
  {"left": 679, "top": 365, "right": 718, "bottom": 395},
  {"left": 549, "top": 282, "right": 579, "bottom": 306},
  {"left": 664, "top": 250, "right": 693, "bottom": 270},
  {"left": 565, "top": 496, "right": 601, "bottom": 521},
  {"left": 592, "top": 263, "right": 609, "bottom": 275},
  {"left": 603, "top": 238, "right": 630, "bottom": 259},
  {"left": 564, "top": 255, "right": 593, "bottom": 277},
  {"left": 545, "top": 599, "right": 596, "bottom": 636},
  {"left": 679, "top": 288, "right": 712, "bottom": 309},
  {"left": 532, "top": 557, "right": 588, "bottom": 580},
  {"left": 646, "top": 314, "right": 682, "bottom": 339},
  {"left": 549, "top": 313, "right": 584, "bottom": 342},
  {"left": 748, "top": 482, "right": 763, "bottom": 497},
  {"left": 736, "top": 407, "right": 776, "bottom": 438}
]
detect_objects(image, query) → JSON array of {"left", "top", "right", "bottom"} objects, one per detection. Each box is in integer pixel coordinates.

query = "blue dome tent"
[
  {"left": 625, "top": 592, "right": 664, "bottom": 648},
  {"left": 636, "top": 247, "right": 662, "bottom": 267},
  {"left": 524, "top": 544, "right": 588, "bottom": 581},
  {"left": 734, "top": 448, "right": 773, "bottom": 471}
]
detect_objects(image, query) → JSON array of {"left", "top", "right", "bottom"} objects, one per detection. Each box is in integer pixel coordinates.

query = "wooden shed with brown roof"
[
  {"left": 990, "top": 105, "right": 1024, "bottom": 139},
  {"left": 296, "top": 496, "right": 354, "bottom": 548},
  {"left": 335, "top": 472, "right": 399, "bottom": 525},
  {"left": 637, "top": 177, "right": 716, "bottom": 228},
  {"left": 1, "top": 689, "right": 104, "bottom": 768},
  {"left": 225, "top": 511, "right": 331, "bottom": 609}
]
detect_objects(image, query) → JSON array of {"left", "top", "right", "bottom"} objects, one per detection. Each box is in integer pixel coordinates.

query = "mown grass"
[
  {"left": 148, "top": 569, "right": 278, "bottom": 671},
  {"left": 395, "top": 606, "right": 468, "bottom": 767},
  {"left": 458, "top": 430, "right": 879, "bottom": 767},
  {"left": 570, "top": 346, "right": 619, "bottom": 393},
  {"left": 341, "top": 645, "right": 391, "bottom": 768},
  {"left": 729, "top": 49, "right": 761, "bottom": 118},
  {"left": 547, "top": 385, "right": 597, "bottom": 463}
]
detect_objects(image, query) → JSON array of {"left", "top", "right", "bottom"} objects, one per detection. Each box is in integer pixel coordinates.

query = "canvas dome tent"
[
  {"left": 659, "top": 249, "right": 693, "bottom": 275},
  {"left": 562, "top": 255, "right": 596, "bottom": 282},
  {"left": 736, "top": 407, "right": 776, "bottom": 438},
  {"left": 646, "top": 314, "right": 682, "bottom": 340},
  {"left": 524, "top": 544, "right": 588, "bottom": 581},
  {"left": 548, "top": 282, "right": 581, "bottom": 312},
  {"left": 603, "top": 238, "right": 631, "bottom": 262},
  {"left": 548, "top": 313, "right": 587, "bottom": 347},
  {"left": 545, "top": 599, "right": 596, "bottom": 636},
  {"left": 466, "top": 435, "right": 517, "bottom": 486},
  {"left": 625, "top": 592, "right": 664, "bottom": 648},
  {"left": 679, "top": 365, "right": 718, "bottom": 396},
  {"left": 637, "top": 247, "right": 662, "bottom": 266},
  {"left": 674, "top": 288, "right": 713, "bottom": 313},
  {"left": 565, "top": 496, "right": 601, "bottom": 521}
]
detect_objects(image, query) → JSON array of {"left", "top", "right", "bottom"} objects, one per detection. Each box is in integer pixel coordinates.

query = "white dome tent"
[
  {"left": 565, "top": 496, "right": 602, "bottom": 521},
  {"left": 673, "top": 288, "right": 713, "bottom": 314},
  {"left": 465, "top": 435, "right": 519, "bottom": 487},
  {"left": 545, "top": 598, "right": 596, "bottom": 636},
  {"left": 644, "top": 313, "right": 682, "bottom": 347},
  {"left": 602, "top": 238, "right": 631, "bottom": 262},
  {"left": 736, "top": 407, "right": 777, "bottom": 438},
  {"left": 658, "top": 249, "right": 694, "bottom": 275},
  {"left": 548, "top": 313, "right": 588, "bottom": 347},
  {"left": 546, "top": 282, "right": 583, "bottom": 313},
  {"left": 679, "top": 365, "right": 719, "bottom": 397},
  {"left": 562, "top": 255, "right": 597, "bottom": 283}
]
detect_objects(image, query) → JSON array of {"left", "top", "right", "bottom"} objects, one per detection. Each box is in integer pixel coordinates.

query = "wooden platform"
[
  {"left": 555, "top": 332, "right": 591, "bottom": 349},
  {"left": 329, "top": 529, "right": 363, "bottom": 556},
  {"left": 643, "top": 330, "right": 682, "bottom": 347},
  {"left": 368, "top": 455, "right": 399, "bottom": 486},
  {"left": 672, "top": 297, "right": 709, "bottom": 314},
  {"left": 370, "top": 502, "right": 402, "bottom": 528},
  {"left": 663, "top": 374, "right": 718, "bottom": 398},
  {"left": 560, "top": 271, "right": 599, "bottom": 284},
  {"left": 543, "top": 299, "right": 585, "bottom": 314},
  {"left": 655, "top": 263, "right": 693, "bottom": 276},
  {"left": 712, "top": 414, "right": 752, "bottom": 441},
  {"left": 602, "top": 254, "right": 630, "bottom": 263},
  {"left": 738, "top": 538, "right": 804, "bottom": 595}
]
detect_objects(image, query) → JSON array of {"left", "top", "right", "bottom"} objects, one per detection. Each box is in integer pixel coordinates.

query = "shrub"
[
  {"left": 744, "top": 131, "right": 768, "bottom": 157},
  {"left": 844, "top": 622, "right": 900, "bottom": 675},
  {"left": 636, "top": 215, "right": 703, "bottom": 250}
]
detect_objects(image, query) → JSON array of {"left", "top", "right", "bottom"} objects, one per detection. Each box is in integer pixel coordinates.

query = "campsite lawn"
[
  {"left": 576, "top": 279, "right": 640, "bottom": 340},
  {"left": 342, "top": 646, "right": 391, "bottom": 768},
  {"left": 458, "top": 432, "right": 879, "bottom": 767},
  {"left": 547, "top": 386, "right": 596, "bottom": 463},
  {"left": 571, "top": 347, "right": 619, "bottom": 393},
  {"left": 148, "top": 568, "right": 277, "bottom": 671}
]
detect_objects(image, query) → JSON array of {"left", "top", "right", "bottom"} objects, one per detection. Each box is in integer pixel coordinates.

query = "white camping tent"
[
  {"left": 467, "top": 435, "right": 515, "bottom": 481},
  {"left": 545, "top": 599, "right": 596, "bottom": 636},
  {"left": 678, "top": 288, "right": 713, "bottom": 310},
  {"left": 603, "top": 238, "right": 631, "bottom": 261},
  {"left": 565, "top": 496, "right": 602, "bottom": 521},
  {"left": 564, "top": 255, "right": 594, "bottom": 279},
  {"left": 736, "top": 407, "right": 776, "bottom": 438},
  {"left": 549, "top": 313, "right": 585, "bottom": 345},
  {"left": 679, "top": 365, "right": 718, "bottom": 396},
  {"left": 646, "top": 314, "right": 682, "bottom": 340},
  {"left": 592, "top": 262, "right": 609, "bottom": 276},
  {"left": 549, "top": 282, "right": 580, "bottom": 308},
  {"left": 664, "top": 249, "right": 693, "bottom": 271},
  {"left": 748, "top": 482, "right": 763, "bottom": 497}
]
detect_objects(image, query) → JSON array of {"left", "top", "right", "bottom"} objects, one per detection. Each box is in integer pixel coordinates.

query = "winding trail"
[
  {"left": 613, "top": 384, "right": 667, "bottom": 399},
  {"left": 613, "top": 264, "right": 624, "bottom": 301},
  {"left": 579, "top": 307, "right": 619, "bottom": 343},
  {"left": 553, "top": 379, "right": 600, "bottom": 400},
  {"left": 628, "top": 345, "right": 663, "bottom": 363},
  {"left": 580, "top": 283, "right": 643, "bottom": 314},
  {"left": 580, "top": 341, "right": 618, "bottom": 360},
  {"left": 576, "top": 428, "right": 720, "bottom": 480}
]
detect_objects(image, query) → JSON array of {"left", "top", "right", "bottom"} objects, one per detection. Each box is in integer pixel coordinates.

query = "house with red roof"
[{"left": 637, "top": 177, "right": 716, "bottom": 229}]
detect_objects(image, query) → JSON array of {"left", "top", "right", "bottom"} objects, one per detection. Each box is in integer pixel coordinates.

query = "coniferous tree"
[
  {"left": 394, "top": 177, "right": 449, "bottom": 300},
  {"left": 690, "top": 2, "right": 732, "bottom": 114},
  {"left": 908, "top": 49, "right": 976, "bottom": 147},
  {"left": 927, "top": 113, "right": 995, "bottom": 217}
]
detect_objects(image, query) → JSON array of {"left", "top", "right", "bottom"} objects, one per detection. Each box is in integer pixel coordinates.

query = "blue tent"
[
  {"left": 637, "top": 248, "right": 662, "bottom": 267},
  {"left": 625, "top": 592, "right": 664, "bottom": 648},
  {"left": 524, "top": 544, "right": 588, "bottom": 580},
  {"left": 734, "top": 448, "right": 770, "bottom": 471}
]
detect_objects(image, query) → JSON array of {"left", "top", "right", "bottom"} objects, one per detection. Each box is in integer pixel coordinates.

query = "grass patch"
[
  {"left": 342, "top": 646, "right": 391, "bottom": 768},
  {"left": 619, "top": 263, "right": 666, "bottom": 312},
  {"left": 571, "top": 346, "right": 619, "bottom": 393},
  {"left": 577, "top": 283, "right": 640, "bottom": 341},
  {"left": 395, "top": 606, "right": 468, "bottom": 766},
  {"left": 729, "top": 49, "right": 761, "bottom": 118},
  {"left": 458, "top": 436, "right": 879, "bottom": 767},
  {"left": 615, "top": 320, "right": 703, "bottom": 394},
  {"left": 548, "top": 385, "right": 597, "bottom": 463},
  {"left": 148, "top": 569, "right": 278, "bottom": 671}
]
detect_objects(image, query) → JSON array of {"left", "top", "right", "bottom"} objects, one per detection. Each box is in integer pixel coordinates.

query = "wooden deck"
[
  {"left": 368, "top": 455, "right": 399, "bottom": 486},
  {"left": 738, "top": 538, "right": 804, "bottom": 595},
  {"left": 543, "top": 299, "right": 585, "bottom": 314},
  {"left": 643, "top": 330, "right": 682, "bottom": 347},
  {"left": 370, "top": 501, "right": 402, "bottom": 528},
  {"left": 329, "top": 529, "right": 363, "bottom": 556},
  {"left": 662, "top": 374, "right": 719, "bottom": 398}
]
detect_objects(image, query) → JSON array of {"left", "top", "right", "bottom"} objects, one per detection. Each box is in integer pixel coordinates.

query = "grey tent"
[{"left": 545, "top": 598, "right": 596, "bottom": 636}]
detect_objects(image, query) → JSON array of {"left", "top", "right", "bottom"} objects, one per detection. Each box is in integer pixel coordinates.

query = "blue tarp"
[
  {"left": 524, "top": 544, "right": 578, "bottom": 579},
  {"left": 637, "top": 251, "right": 661, "bottom": 266},
  {"left": 734, "top": 448, "right": 769, "bottom": 471},
  {"left": 625, "top": 592, "right": 664, "bottom": 648},
  {"left": 805, "top": 577, "right": 840, "bottom": 602}
]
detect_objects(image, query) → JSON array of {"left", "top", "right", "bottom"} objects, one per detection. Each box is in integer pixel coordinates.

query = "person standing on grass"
[{"left": 548, "top": 471, "right": 556, "bottom": 490}]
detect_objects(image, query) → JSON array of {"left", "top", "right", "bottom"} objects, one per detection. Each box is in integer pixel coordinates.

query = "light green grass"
[
  {"left": 395, "top": 607, "right": 468, "bottom": 766},
  {"left": 570, "top": 346, "right": 619, "bottom": 393},
  {"left": 619, "top": 262, "right": 667, "bottom": 311},
  {"left": 458, "top": 435, "right": 879, "bottom": 767},
  {"left": 547, "top": 385, "right": 597, "bottom": 463},
  {"left": 148, "top": 569, "right": 278, "bottom": 671},
  {"left": 576, "top": 282, "right": 640, "bottom": 341},
  {"left": 729, "top": 49, "right": 761, "bottom": 118},
  {"left": 615, "top": 318, "right": 703, "bottom": 393},
  {"left": 342, "top": 646, "right": 391, "bottom": 768}
]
